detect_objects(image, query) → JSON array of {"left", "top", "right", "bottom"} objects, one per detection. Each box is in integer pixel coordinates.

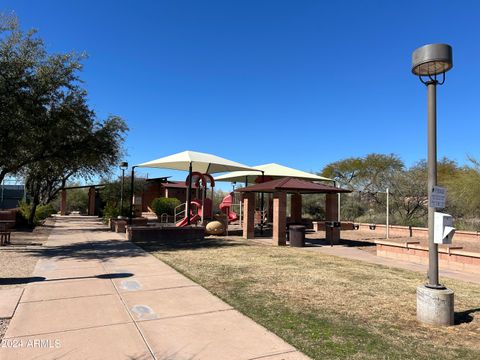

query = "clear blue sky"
[{"left": 3, "top": 1, "right": 480, "bottom": 184}]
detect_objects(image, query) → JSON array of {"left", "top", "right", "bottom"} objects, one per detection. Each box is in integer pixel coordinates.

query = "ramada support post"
[
  {"left": 273, "top": 191, "right": 286, "bottom": 246},
  {"left": 60, "top": 189, "right": 67, "bottom": 216},
  {"left": 290, "top": 193, "right": 302, "bottom": 223},
  {"left": 242, "top": 192, "right": 255, "bottom": 239},
  {"left": 326, "top": 193, "right": 340, "bottom": 244},
  {"left": 88, "top": 187, "right": 96, "bottom": 216}
]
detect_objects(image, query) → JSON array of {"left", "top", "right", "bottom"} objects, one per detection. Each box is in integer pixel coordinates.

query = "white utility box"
[{"left": 434, "top": 212, "right": 455, "bottom": 245}]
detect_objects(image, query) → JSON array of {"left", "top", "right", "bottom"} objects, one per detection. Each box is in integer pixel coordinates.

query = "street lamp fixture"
[
  {"left": 119, "top": 161, "right": 128, "bottom": 218},
  {"left": 412, "top": 43, "right": 454, "bottom": 326},
  {"left": 412, "top": 44, "right": 453, "bottom": 82}
]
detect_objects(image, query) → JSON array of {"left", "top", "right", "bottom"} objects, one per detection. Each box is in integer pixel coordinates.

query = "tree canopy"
[
  {"left": 0, "top": 14, "right": 128, "bottom": 225},
  {"left": 318, "top": 154, "right": 480, "bottom": 230}
]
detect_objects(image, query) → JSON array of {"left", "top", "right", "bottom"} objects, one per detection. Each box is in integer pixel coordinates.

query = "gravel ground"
[{"left": 0, "top": 217, "right": 54, "bottom": 340}]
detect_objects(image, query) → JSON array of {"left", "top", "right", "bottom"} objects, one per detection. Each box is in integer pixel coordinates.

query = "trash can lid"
[{"left": 289, "top": 225, "right": 306, "bottom": 230}]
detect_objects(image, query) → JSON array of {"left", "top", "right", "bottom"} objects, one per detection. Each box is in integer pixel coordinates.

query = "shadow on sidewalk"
[
  {"left": 0, "top": 272, "right": 133, "bottom": 286},
  {"left": 22, "top": 240, "right": 151, "bottom": 262},
  {"left": 305, "top": 238, "right": 377, "bottom": 248}
]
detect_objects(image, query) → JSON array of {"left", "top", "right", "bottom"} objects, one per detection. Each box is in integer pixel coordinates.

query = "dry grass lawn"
[{"left": 138, "top": 237, "right": 480, "bottom": 360}]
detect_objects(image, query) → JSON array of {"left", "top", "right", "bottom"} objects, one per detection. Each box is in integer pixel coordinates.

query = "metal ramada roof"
[{"left": 235, "top": 177, "right": 351, "bottom": 194}]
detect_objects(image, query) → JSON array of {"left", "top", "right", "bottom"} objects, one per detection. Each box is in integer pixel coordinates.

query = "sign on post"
[{"left": 429, "top": 186, "right": 446, "bottom": 209}]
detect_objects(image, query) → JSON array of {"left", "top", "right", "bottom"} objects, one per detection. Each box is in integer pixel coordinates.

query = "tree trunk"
[{"left": 28, "top": 194, "right": 40, "bottom": 227}]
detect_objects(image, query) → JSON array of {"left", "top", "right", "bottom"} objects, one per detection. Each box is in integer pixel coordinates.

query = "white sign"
[{"left": 429, "top": 186, "right": 446, "bottom": 209}]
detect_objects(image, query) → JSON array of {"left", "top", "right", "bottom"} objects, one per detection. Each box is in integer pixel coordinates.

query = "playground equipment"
[
  {"left": 219, "top": 192, "right": 239, "bottom": 223},
  {"left": 176, "top": 172, "right": 215, "bottom": 227},
  {"left": 205, "top": 220, "right": 225, "bottom": 235},
  {"left": 176, "top": 199, "right": 202, "bottom": 227}
]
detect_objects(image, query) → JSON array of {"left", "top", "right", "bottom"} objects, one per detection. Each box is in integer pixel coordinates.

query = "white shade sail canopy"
[
  {"left": 214, "top": 163, "right": 332, "bottom": 183},
  {"left": 136, "top": 150, "right": 259, "bottom": 174}
]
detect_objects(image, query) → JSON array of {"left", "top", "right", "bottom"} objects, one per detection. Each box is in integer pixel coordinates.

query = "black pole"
[
  {"left": 120, "top": 168, "right": 125, "bottom": 215},
  {"left": 186, "top": 162, "right": 193, "bottom": 225},
  {"left": 129, "top": 166, "right": 136, "bottom": 225}
]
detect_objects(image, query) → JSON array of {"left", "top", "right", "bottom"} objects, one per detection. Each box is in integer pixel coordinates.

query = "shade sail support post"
[{"left": 186, "top": 162, "right": 193, "bottom": 225}]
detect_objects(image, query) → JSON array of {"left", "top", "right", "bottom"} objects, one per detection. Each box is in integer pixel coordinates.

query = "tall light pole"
[
  {"left": 412, "top": 43, "right": 454, "bottom": 326},
  {"left": 386, "top": 187, "right": 389, "bottom": 239},
  {"left": 119, "top": 161, "right": 128, "bottom": 217}
]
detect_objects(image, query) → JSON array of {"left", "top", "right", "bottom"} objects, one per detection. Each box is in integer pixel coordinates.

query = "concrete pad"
[
  {"left": 0, "top": 288, "right": 24, "bottom": 319},
  {"left": 258, "top": 351, "right": 312, "bottom": 359},
  {"left": 21, "top": 278, "right": 117, "bottom": 303},
  {"left": 102, "top": 262, "right": 177, "bottom": 277},
  {"left": 114, "top": 274, "right": 198, "bottom": 293},
  {"left": 0, "top": 323, "right": 153, "bottom": 360},
  {"left": 5, "top": 294, "right": 132, "bottom": 337},
  {"left": 32, "top": 267, "right": 123, "bottom": 282},
  {"left": 101, "top": 254, "right": 161, "bottom": 267},
  {"left": 138, "top": 310, "right": 297, "bottom": 360},
  {"left": 35, "top": 259, "right": 105, "bottom": 271},
  {"left": 122, "top": 286, "right": 232, "bottom": 321}
]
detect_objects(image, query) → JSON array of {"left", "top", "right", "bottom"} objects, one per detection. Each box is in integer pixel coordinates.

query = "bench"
[{"left": 0, "top": 223, "right": 11, "bottom": 246}]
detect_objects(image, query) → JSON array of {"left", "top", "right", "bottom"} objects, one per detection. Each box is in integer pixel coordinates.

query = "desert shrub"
[
  {"left": 36, "top": 203, "right": 56, "bottom": 221},
  {"left": 17, "top": 200, "right": 55, "bottom": 226},
  {"left": 151, "top": 197, "right": 181, "bottom": 217},
  {"left": 102, "top": 203, "right": 120, "bottom": 222}
]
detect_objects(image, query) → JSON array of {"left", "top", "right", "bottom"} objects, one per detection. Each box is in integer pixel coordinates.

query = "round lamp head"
[
  {"left": 412, "top": 44, "right": 453, "bottom": 76},
  {"left": 119, "top": 161, "right": 128, "bottom": 169}
]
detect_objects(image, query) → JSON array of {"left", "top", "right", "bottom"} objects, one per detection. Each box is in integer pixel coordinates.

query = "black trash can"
[{"left": 289, "top": 225, "right": 305, "bottom": 247}]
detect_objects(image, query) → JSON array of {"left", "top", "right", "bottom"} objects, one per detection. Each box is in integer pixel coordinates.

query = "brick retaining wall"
[
  {"left": 127, "top": 225, "right": 205, "bottom": 243},
  {"left": 356, "top": 223, "right": 480, "bottom": 242},
  {"left": 376, "top": 240, "right": 480, "bottom": 274}
]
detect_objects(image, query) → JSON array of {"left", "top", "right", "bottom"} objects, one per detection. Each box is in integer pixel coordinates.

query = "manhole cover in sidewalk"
[
  {"left": 131, "top": 305, "right": 158, "bottom": 320},
  {"left": 120, "top": 279, "right": 142, "bottom": 291}
]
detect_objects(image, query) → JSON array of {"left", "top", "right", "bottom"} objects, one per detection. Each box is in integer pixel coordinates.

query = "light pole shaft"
[
  {"left": 386, "top": 187, "right": 389, "bottom": 239},
  {"left": 120, "top": 169, "right": 125, "bottom": 213},
  {"left": 427, "top": 81, "right": 439, "bottom": 287}
]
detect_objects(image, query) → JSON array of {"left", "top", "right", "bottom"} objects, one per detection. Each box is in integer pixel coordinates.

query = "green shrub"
[
  {"left": 102, "top": 203, "right": 120, "bottom": 222},
  {"left": 101, "top": 202, "right": 131, "bottom": 222},
  {"left": 151, "top": 197, "right": 181, "bottom": 217},
  {"left": 36, "top": 203, "right": 56, "bottom": 221},
  {"left": 17, "top": 200, "right": 56, "bottom": 226}
]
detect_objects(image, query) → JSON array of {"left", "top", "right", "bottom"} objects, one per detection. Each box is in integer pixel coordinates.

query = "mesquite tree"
[{"left": 0, "top": 15, "right": 128, "bottom": 225}]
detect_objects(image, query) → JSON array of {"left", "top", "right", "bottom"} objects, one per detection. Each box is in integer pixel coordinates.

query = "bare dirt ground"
[{"left": 0, "top": 218, "right": 54, "bottom": 340}]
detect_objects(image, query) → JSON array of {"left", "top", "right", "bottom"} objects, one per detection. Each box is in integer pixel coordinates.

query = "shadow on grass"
[
  {"left": 455, "top": 307, "right": 480, "bottom": 325},
  {"left": 0, "top": 272, "right": 133, "bottom": 285},
  {"left": 135, "top": 237, "right": 245, "bottom": 253}
]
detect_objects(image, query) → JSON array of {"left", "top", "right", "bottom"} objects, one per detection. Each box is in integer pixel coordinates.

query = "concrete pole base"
[{"left": 416, "top": 284, "right": 454, "bottom": 326}]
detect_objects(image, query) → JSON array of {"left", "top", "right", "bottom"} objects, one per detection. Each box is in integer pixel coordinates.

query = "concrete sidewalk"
[{"left": 0, "top": 216, "right": 309, "bottom": 360}]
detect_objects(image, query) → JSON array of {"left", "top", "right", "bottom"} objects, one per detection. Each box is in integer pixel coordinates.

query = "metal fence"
[{"left": 0, "top": 179, "right": 26, "bottom": 209}]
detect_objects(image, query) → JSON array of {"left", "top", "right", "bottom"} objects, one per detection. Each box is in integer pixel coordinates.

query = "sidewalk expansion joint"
[
  {"left": 2, "top": 320, "right": 134, "bottom": 340},
  {"left": 133, "top": 308, "right": 236, "bottom": 323}
]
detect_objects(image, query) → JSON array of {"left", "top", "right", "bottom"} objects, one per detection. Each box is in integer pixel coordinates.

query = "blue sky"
[{"left": 3, "top": 1, "right": 480, "bottom": 185}]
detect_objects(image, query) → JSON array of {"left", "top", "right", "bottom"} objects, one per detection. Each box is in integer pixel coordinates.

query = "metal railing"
[
  {"left": 160, "top": 213, "right": 170, "bottom": 223},
  {"left": 174, "top": 203, "right": 186, "bottom": 224}
]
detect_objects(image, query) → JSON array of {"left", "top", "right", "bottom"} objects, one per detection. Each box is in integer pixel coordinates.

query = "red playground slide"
[
  {"left": 176, "top": 214, "right": 200, "bottom": 227},
  {"left": 176, "top": 200, "right": 202, "bottom": 227},
  {"left": 219, "top": 192, "right": 238, "bottom": 223}
]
